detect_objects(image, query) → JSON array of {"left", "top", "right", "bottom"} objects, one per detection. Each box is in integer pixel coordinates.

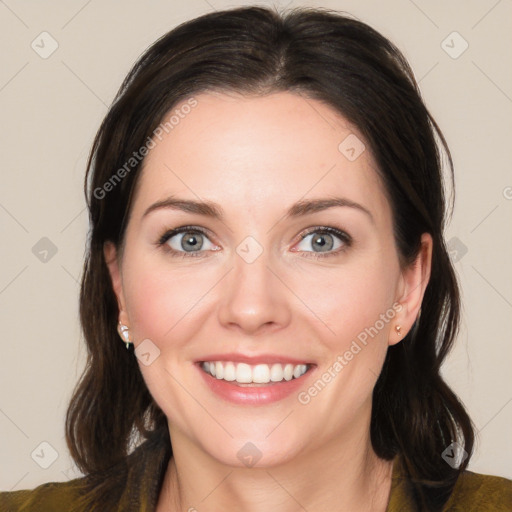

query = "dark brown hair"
[{"left": 66, "top": 5, "right": 474, "bottom": 510}]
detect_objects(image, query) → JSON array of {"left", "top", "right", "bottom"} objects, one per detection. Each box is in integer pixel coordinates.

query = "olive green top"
[{"left": 1, "top": 435, "right": 511, "bottom": 511}]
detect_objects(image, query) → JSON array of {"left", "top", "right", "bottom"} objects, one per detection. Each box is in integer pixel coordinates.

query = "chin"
[{"left": 210, "top": 441, "right": 301, "bottom": 469}]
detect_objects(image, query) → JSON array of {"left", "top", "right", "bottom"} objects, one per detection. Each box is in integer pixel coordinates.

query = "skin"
[{"left": 105, "top": 91, "right": 432, "bottom": 512}]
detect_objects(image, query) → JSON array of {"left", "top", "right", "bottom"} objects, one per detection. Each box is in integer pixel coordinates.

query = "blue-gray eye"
[
  {"left": 296, "top": 227, "right": 350, "bottom": 255},
  {"left": 160, "top": 227, "right": 215, "bottom": 255}
]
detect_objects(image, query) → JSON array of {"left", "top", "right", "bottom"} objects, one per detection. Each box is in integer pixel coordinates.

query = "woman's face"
[{"left": 106, "top": 91, "right": 430, "bottom": 467}]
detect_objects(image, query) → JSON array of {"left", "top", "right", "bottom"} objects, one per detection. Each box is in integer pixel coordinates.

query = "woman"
[{"left": 1, "top": 5, "right": 510, "bottom": 511}]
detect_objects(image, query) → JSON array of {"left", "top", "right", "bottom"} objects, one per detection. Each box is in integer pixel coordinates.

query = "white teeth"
[
  {"left": 269, "top": 363, "right": 294, "bottom": 382},
  {"left": 223, "top": 362, "right": 236, "bottom": 381},
  {"left": 253, "top": 364, "right": 270, "bottom": 384},
  {"left": 270, "top": 363, "right": 283, "bottom": 382},
  {"left": 201, "top": 361, "right": 309, "bottom": 384},
  {"left": 236, "top": 363, "right": 252, "bottom": 383},
  {"left": 293, "top": 364, "right": 307, "bottom": 379},
  {"left": 215, "top": 361, "right": 224, "bottom": 380}
]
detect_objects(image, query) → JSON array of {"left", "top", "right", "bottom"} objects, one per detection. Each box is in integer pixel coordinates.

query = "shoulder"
[
  {"left": 387, "top": 458, "right": 511, "bottom": 512},
  {"left": 0, "top": 477, "right": 88, "bottom": 512},
  {"left": 0, "top": 429, "right": 172, "bottom": 511},
  {"left": 444, "top": 470, "right": 512, "bottom": 511}
]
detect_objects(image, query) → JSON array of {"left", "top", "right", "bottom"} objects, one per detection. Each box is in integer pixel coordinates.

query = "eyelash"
[{"left": 156, "top": 225, "right": 352, "bottom": 260}]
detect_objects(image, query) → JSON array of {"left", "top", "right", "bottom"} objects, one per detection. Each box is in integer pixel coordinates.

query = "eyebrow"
[{"left": 142, "top": 196, "right": 374, "bottom": 224}]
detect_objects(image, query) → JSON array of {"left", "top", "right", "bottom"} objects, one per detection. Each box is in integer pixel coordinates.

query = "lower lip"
[{"left": 196, "top": 364, "right": 315, "bottom": 405}]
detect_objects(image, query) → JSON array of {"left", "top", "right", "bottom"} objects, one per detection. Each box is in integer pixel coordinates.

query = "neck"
[{"left": 156, "top": 422, "right": 393, "bottom": 512}]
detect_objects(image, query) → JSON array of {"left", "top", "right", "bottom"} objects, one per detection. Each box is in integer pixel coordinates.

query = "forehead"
[{"left": 131, "top": 91, "right": 390, "bottom": 226}]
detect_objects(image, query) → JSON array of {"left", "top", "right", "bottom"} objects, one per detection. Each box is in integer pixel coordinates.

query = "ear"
[
  {"left": 104, "top": 241, "right": 129, "bottom": 326},
  {"left": 390, "top": 233, "right": 432, "bottom": 346}
]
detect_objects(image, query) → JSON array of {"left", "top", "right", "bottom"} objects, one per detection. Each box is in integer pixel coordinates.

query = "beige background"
[{"left": 1, "top": 0, "right": 511, "bottom": 491}]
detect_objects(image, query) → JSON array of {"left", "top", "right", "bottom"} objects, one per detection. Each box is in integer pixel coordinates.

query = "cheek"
[
  {"left": 293, "top": 257, "right": 398, "bottom": 349},
  {"left": 122, "top": 254, "right": 208, "bottom": 343},
  {"left": 296, "top": 262, "right": 399, "bottom": 416}
]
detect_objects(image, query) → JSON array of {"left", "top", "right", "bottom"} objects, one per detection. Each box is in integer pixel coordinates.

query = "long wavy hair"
[{"left": 66, "top": 6, "right": 474, "bottom": 510}]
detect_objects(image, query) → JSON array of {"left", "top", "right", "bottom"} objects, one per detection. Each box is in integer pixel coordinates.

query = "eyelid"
[
  {"left": 157, "top": 225, "right": 212, "bottom": 246},
  {"left": 298, "top": 226, "right": 351, "bottom": 243}
]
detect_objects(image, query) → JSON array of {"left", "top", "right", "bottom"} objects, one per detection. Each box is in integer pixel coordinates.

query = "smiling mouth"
[{"left": 199, "top": 361, "right": 313, "bottom": 386}]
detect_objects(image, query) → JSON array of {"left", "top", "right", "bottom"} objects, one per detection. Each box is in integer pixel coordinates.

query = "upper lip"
[{"left": 196, "top": 353, "right": 314, "bottom": 365}]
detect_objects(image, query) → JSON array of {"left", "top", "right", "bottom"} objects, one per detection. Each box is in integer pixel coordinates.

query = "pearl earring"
[
  {"left": 117, "top": 323, "right": 132, "bottom": 350},
  {"left": 395, "top": 325, "right": 402, "bottom": 337}
]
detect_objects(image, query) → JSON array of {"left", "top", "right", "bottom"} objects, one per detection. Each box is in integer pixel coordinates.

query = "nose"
[{"left": 217, "top": 246, "right": 292, "bottom": 335}]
